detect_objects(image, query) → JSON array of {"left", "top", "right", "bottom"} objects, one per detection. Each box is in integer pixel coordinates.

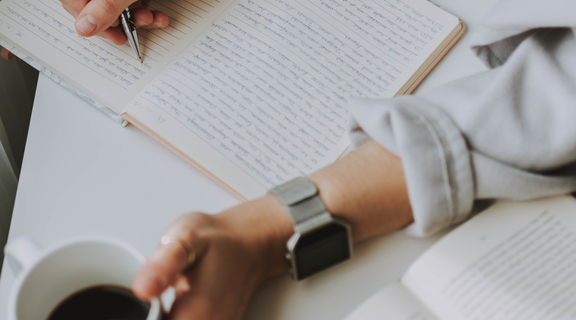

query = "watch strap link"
[{"left": 270, "top": 177, "right": 327, "bottom": 224}]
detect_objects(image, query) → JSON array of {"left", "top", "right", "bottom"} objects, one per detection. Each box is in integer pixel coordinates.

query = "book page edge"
[{"left": 398, "top": 21, "right": 467, "bottom": 96}]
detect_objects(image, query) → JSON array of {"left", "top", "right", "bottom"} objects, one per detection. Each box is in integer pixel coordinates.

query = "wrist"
[
  {"left": 308, "top": 141, "right": 414, "bottom": 242},
  {"left": 266, "top": 177, "right": 353, "bottom": 280},
  {"left": 257, "top": 194, "right": 295, "bottom": 278},
  {"left": 217, "top": 195, "right": 293, "bottom": 280}
]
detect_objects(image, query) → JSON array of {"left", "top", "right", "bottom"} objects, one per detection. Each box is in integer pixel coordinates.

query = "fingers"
[
  {"left": 130, "top": 6, "right": 154, "bottom": 28},
  {"left": 166, "top": 242, "right": 256, "bottom": 320},
  {"left": 75, "top": 0, "right": 138, "bottom": 36},
  {"left": 132, "top": 245, "right": 188, "bottom": 300},
  {"left": 1, "top": 48, "right": 15, "bottom": 61},
  {"left": 100, "top": 26, "right": 128, "bottom": 45},
  {"left": 140, "top": 10, "right": 169, "bottom": 29},
  {"left": 132, "top": 213, "right": 210, "bottom": 301},
  {"left": 95, "top": 8, "right": 163, "bottom": 45},
  {"left": 60, "top": 0, "right": 89, "bottom": 18},
  {"left": 60, "top": 0, "right": 168, "bottom": 44},
  {"left": 62, "top": 0, "right": 119, "bottom": 26}
]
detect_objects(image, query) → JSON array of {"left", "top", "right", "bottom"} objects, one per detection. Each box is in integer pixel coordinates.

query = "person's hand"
[
  {"left": 1, "top": 48, "right": 15, "bottom": 61},
  {"left": 132, "top": 140, "right": 414, "bottom": 319},
  {"left": 132, "top": 196, "right": 293, "bottom": 320},
  {"left": 60, "top": 0, "right": 169, "bottom": 45}
]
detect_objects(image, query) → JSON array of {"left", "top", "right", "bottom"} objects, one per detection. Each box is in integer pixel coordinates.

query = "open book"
[
  {"left": 0, "top": 0, "right": 464, "bottom": 199},
  {"left": 346, "top": 195, "right": 576, "bottom": 320}
]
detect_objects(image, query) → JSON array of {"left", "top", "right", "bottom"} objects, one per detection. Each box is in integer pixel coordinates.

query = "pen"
[{"left": 119, "top": 8, "right": 142, "bottom": 63}]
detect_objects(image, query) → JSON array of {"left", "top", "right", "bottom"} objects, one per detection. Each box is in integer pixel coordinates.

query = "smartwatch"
[{"left": 270, "top": 177, "right": 353, "bottom": 280}]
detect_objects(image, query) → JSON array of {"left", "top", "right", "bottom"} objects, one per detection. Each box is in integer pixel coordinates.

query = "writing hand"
[
  {"left": 60, "top": 0, "right": 169, "bottom": 45},
  {"left": 1, "top": 48, "right": 15, "bottom": 61}
]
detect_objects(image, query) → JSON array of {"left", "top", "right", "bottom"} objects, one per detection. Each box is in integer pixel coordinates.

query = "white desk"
[{"left": 0, "top": 0, "right": 497, "bottom": 318}]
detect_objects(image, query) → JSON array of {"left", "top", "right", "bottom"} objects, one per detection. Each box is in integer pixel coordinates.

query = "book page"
[
  {"left": 345, "top": 282, "right": 439, "bottom": 320},
  {"left": 402, "top": 196, "right": 576, "bottom": 320},
  {"left": 0, "top": 0, "right": 231, "bottom": 113},
  {"left": 124, "top": 0, "right": 459, "bottom": 199}
]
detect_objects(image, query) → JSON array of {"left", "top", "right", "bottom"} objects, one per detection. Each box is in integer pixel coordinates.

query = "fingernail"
[{"left": 76, "top": 15, "right": 97, "bottom": 34}]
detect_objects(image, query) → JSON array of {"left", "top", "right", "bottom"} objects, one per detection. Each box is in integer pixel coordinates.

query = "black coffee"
[{"left": 47, "top": 285, "right": 150, "bottom": 320}]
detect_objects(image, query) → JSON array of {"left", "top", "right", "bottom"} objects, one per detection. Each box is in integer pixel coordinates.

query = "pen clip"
[{"left": 120, "top": 8, "right": 142, "bottom": 63}]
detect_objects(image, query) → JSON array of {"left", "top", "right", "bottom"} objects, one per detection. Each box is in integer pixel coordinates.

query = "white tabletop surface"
[{"left": 0, "top": 0, "right": 498, "bottom": 318}]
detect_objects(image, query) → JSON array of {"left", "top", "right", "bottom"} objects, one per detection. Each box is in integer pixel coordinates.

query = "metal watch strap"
[
  {"left": 270, "top": 177, "right": 352, "bottom": 280},
  {"left": 269, "top": 177, "right": 326, "bottom": 224}
]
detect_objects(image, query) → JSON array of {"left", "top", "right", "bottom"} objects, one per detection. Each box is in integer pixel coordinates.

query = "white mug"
[{"left": 4, "top": 235, "right": 162, "bottom": 320}]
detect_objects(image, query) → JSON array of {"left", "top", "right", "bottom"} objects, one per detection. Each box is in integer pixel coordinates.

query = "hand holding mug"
[{"left": 132, "top": 196, "right": 294, "bottom": 320}]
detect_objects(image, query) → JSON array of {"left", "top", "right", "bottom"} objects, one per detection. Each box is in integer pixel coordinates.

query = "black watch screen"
[{"left": 294, "top": 222, "right": 351, "bottom": 279}]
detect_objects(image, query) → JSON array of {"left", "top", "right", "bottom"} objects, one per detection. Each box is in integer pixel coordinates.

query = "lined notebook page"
[
  {"left": 124, "top": 0, "right": 459, "bottom": 199},
  {"left": 0, "top": 0, "right": 231, "bottom": 113}
]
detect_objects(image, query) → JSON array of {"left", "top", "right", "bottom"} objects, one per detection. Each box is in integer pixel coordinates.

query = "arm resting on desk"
[
  {"left": 132, "top": 140, "right": 414, "bottom": 320},
  {"left": 349, "top": 27, "right": 576, "bottom": 237}
]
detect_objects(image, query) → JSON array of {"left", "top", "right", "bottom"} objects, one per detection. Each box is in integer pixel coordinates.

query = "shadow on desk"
[{"left": 0, "top": 49, "right": 38, "bottom": 276}]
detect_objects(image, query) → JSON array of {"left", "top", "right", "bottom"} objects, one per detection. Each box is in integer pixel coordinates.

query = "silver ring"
[{"left": 160, "top": 236, "right": 196, "bottom": 266}]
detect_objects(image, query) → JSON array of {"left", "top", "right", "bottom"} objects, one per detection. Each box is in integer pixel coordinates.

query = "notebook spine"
[{"left": 0, "top": 38, "right": 123, "bottom": 124}]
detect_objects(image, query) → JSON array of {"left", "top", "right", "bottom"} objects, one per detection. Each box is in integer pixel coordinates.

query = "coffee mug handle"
[
  {"left": 161, "top": 287, "right": 176, "bottom": 313},
  {"left": 4, "top": 236, "right": 42, "bottom": 276}
]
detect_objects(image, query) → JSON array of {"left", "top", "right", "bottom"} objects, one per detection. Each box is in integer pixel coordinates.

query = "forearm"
[
  {"left": 310, "top": 139, "right": 414, "bottom": 241},
  {"left": 216, "top": 140, "right": 414, "bottom": 278},
  {"left": 133, "top": 140, "right": 414, "bottom": 319}
]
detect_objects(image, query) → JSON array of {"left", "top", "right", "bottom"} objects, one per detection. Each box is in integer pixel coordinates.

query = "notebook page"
[
  {"left": 0, "top": 0, "right": 231, "bottom": 113},
  {"left": 345, "top": 282, "right": 439, "bottom": 320},
  {"left": 402, "top": 196, "right": 576, "bottom": 320},
  {"left": 124, "top": 0, "right": 459, "bottom": 199}
]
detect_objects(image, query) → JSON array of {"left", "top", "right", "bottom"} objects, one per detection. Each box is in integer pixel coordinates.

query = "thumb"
[{"left": 75, "top": 0, "right": 136, "bottom": 37}]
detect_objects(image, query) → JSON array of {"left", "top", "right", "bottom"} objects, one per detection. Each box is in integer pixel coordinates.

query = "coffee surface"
[{"left": 47, "top": 285, "right": 150, "bottom": 320}]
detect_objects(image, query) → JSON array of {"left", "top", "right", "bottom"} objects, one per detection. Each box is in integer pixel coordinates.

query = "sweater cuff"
[{"left": 348, "top": 96, "right": 474, "bottom": 237}]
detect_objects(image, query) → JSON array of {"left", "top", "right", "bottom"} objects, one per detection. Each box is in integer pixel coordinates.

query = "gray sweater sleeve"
[{"left": 348, "top": 13, "right": 576, "bottom": 237}]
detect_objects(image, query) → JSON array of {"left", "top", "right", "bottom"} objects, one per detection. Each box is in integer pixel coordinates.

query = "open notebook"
[
  {"left": 0, "top": 0, "right": 464, "bottom": 199},
  {"left": 346, "top": 196, "right": 576, "bottom": 320}
]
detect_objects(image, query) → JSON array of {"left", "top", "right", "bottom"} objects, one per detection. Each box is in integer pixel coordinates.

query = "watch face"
[{"left": 294, "top": 222, "right": 351, "bottom": 279}]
